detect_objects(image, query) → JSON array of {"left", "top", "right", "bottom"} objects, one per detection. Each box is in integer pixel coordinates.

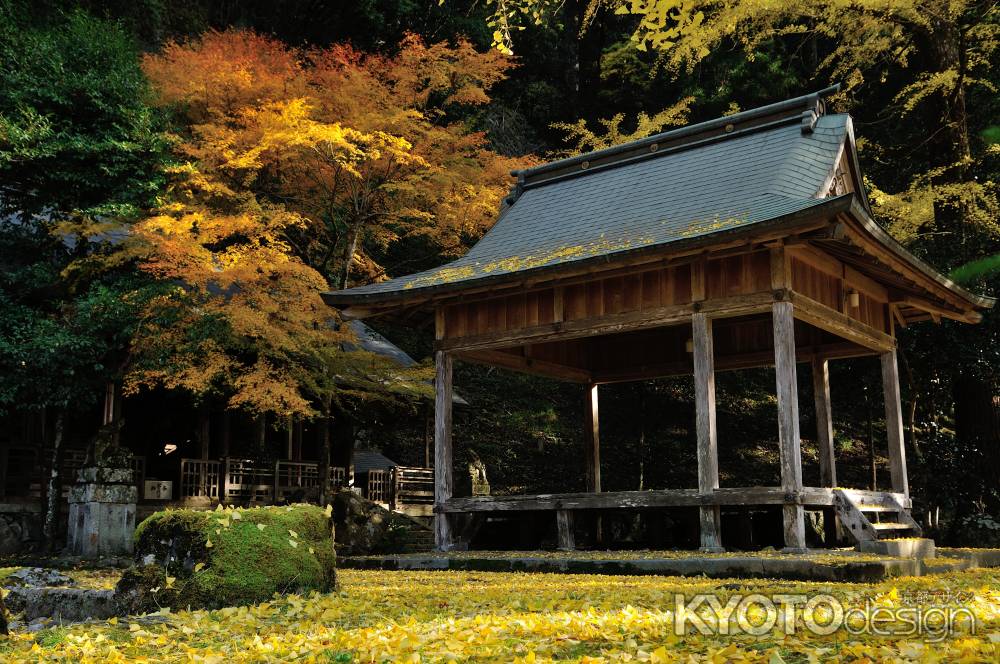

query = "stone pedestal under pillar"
[{"left": 67, "top": 467, "right": 137, "bottom": 558}]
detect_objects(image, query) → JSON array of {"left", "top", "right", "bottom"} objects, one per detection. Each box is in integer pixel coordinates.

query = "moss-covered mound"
[{"left": 114, "top": 504, "right": 335, "bottom": 614}]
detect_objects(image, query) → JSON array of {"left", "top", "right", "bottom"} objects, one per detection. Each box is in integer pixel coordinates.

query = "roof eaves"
[
  {"left": 322, "top": 194, "right": 855, "bottom": 309},
  {"left": 846, "top": 197, "right": 995, "bottom": 310}
]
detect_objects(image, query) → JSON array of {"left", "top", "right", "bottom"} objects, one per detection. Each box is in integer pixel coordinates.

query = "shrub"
[{"left": 115, "top": 504, "right": 335, "bottom": 613}]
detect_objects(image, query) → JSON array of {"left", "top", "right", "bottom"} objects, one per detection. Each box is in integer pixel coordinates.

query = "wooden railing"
[
  {"left": 393, "top": 466, "right": 435, "bottom": 513},
  {"left": 180, "top": 459, "right": 221, "bottom": 500},
  {"left": 178, "top": 458, "right": 351, "bottom": 505},
  {"left": 176, "top": 458, "right": 430, "bottom": 512},
  {"left": 367, "top": 469, "right": 391, "bottom": 504}
]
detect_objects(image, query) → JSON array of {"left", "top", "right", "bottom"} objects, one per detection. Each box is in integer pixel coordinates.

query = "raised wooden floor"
[{"left": 439, "top": 487, "right": 910, "bottom": 513}]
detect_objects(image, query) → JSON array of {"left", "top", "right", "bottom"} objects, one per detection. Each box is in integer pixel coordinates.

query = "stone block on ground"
[
  {"left": 67, "top": 466, "right": 138, "bottom": 559},
  {"left": 5, "top": 587, "right": 115, "bottom": 623},
  {"left": 114, "top": 504, "right": 336, "bottom": 614},
  {"left": 858, "top": 537, "right": 936, "bottom": 559}
]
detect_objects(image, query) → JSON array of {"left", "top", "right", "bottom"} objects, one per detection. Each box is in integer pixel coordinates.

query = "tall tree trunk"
[
  {"left": 43, "top": 409, "right": 65, "bottom": 553},
  {"left": 318, "top": 399, "right": 333, "bottom": 506},
  {"left": 198, "top": 401, "right": 211, "bottom": 460},
  {"left": 898, "top": 348, "right": 923, "bottom": 463},
  {"left": 867, "top": 402, "right": 877, "bottom": 491},
  {"left": 922, "top": 16, "right": 972, "bottom": 256},
  {"left": 254, "top": 413, "right": 266, "bottom": 454},
  {"left": 338, "top": 224, "right": 361, "bottom": 290},
  {"left": 220, "top": 410, "right": 231, "bottom": 457},
  {"left": 331, "top": 406, "right": 355, "bottom": 485},
  {"left": 953, "top": 374, "right": 1000, "bottom": 501}
]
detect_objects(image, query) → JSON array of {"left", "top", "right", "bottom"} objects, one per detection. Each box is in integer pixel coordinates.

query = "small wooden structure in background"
[{"left": 325, "top": 87, "right": 993, "bottom": 552}]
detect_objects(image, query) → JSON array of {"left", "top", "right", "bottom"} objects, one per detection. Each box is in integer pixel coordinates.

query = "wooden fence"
[{"left": 177, "top": 458, "right": 432, "bottom": 514}]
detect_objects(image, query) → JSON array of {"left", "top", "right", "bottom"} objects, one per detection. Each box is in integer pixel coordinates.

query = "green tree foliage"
[{"left": 0, "top": 4, "right": 166, "bottom": 414}]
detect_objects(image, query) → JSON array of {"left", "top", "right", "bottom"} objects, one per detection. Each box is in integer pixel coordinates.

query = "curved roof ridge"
[{"left": 513, "top": 85, "right": 840, "bottom": 187}]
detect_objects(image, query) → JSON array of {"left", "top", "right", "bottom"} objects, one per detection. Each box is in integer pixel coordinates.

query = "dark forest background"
[{"left": 1, "top": 0, "right": 998, "bottom": 547}]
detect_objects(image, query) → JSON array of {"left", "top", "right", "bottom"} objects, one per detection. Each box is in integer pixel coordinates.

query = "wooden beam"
[
  {"left": 692, "top": 313, "right": 723, "bottom": 552},
  {"left": 812, "top": 358, "right": 836, "bottom": 488},
  {"left": 556, "top": 510, "right": 575, "bottom": 551},
  {"left": 895, "top": 295, "right": 981, "bottom": 323},
  {"left": 844, "top": 265, "right": 889, "bottom": 303},
  {"left": 437, "top": 291, "right": 777, "bottom": 352},
  {"left": 439, "top": 486, "right": 907, "bottom": 512},
  {"left": 837, "top": 214, "right": 977, "bottom": 313},
  {"left": 434, "top": 351, "right": 455, "bottom": 550},
  {"left": 455, "top": 349, "right": 592, "bottom": 383},
  {"left": 591, "top": 341, "right": 879, "bottom": 384},
  {"left": 881, "top": 350, "right": 909, "bottom": 498},
  {"left": 583, "top": 384, "right": 601, "bottom": 493},
  {"left": 789, "top": 291, "right": 895, "bottom": 351},
  {"left": 772, "top": 301, "right": 806, "bottom": 551}
]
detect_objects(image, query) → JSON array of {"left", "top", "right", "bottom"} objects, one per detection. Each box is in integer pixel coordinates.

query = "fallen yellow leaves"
[{"left": 0, "top": 568, "right": 996, "bottom": 662}]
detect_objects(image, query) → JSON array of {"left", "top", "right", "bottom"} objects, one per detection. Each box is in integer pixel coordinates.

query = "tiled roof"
[{"left": 325, "top": 90, "right": 851, "bottom": 303}]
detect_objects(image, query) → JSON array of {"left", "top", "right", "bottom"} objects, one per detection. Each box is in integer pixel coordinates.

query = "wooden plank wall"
[
  {"left": 788, "top": 254, "right": 888, "bottom": 333},
  {"left": 441, "top": 251, "right": 771, "bottom": 343}
]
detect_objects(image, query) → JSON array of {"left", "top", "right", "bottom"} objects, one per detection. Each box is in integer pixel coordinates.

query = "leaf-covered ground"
[{"left": 1, "top": 568, "right": 998, "bottom": 662}]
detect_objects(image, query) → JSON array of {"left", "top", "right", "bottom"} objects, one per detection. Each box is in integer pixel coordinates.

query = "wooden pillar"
[
  {"left": 583, "top": 383, "right": 602, "bottom": 544},
  {"left": 772, "top": 301, "right": 806, "bottom": 551},
  {"left": 583, "top": 384, "right": 601, "bottom": 493},
  {"left": 812, "top": 359, "right": 836, "bottom": 488},
  {"left": 881, "top": 349, "right": 909, "bottom": 498},
  {"left": 692, "top": 313, "right": 723, "bottom": 552},
  {"left": 434, "top": 350, "right": 455, "bottom": 550},
  {"left": 556, "top": 510, "right": 575, "bottom": 551},
  {"left": 812, "top": 358, "right": 839, "bottom": 545}
]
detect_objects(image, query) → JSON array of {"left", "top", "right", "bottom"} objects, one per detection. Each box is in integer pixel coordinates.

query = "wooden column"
[
  {"left": 556, "top": 510, "right": 575, "bottom": 551},
  {"left": 812, "top": 359, "right": 836, "bottom": 488},
  {"left": 772, "top": 301, "right": 806, "bottom": 551},
  {"left": 583, "top": 384, "right": 601, "bottom": 493},
  {"left": 881, "top": 349, "right": 909, "bottom": 498},
  {"left": 692, "top": 312, "right": 723, "bottom": 552},
  {"left": 812, "top": 358, "right": 839, "bottom": 545},
  {"left": 434, "top": 350, "right": 455, "bottom": 550}
]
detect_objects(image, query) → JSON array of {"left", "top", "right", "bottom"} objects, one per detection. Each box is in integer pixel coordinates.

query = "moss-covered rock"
[{"left": 114, "top": 504, "right": 335, "bottom": 614}]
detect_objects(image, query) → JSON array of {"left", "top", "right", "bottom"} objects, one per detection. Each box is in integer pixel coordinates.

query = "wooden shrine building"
[{"left": 324, "top": 87, "right": 994, "bottom": 552}]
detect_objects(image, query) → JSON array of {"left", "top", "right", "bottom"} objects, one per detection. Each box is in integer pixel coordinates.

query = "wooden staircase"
[{"left": 833, "top": 489, "right": 922, "bottom": 544}]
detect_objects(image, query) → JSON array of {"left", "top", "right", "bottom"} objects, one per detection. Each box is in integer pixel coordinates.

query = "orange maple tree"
[
  {"left": 122, "top": 30, "right": 527, "bottom": 415},
  {"left": 143, "top": 29, "right": 529, "bottom": 289}
]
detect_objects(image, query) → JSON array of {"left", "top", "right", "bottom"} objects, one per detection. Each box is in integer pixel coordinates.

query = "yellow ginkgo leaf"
[
  {"left": 194, "top": 562, "right": 205, "bottom": 573},
  {"left": 206, "top": 538, "right": 213, "bottom": 548},
  {"left": 257, "top": 523, "right": 266, "bottom": 531},
  {"left": 288, "top": 539, "right": 298, "bottom": 548},
  {"left": 288, "top": 529, "right": 299, "bottom": 538}
]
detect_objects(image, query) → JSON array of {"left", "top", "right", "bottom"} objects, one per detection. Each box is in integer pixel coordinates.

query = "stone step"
[
  {"left": 870, "top": 522, "right": 913, "bottom": 531},
  {"left": 856, "top": 504, "right": 897, "bottom": 513}
]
